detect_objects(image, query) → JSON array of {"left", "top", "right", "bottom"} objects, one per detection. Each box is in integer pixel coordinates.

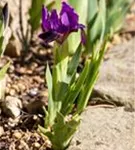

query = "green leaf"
[
  {"left": 87, "top": 0, "right": 98, "bottom": 24},
  {"left": 89, "top": 0, "right": 106, "bottom": 43},
  {"left": 76, "top": 66, "right": 99, "bottom": 114},
  {"left": 0, "top": 62, "right": 9, "bottom": 100},
  {"left": 42, "top": 112, "right": 80, "bottom": 150},
  {"left": 0, "top": 18, "right": 4, "bottom": 37},
  {"left": 61, "top": 60, "right": 90, "bottom": 115},
  {"left": 29, "top": 0, "right": 46, "bottom": 33},
  {"left": 45, "top": 63, "right": 55, "bottom": 126},
  {"left": 52, "top": 57, "right": 69, "bottom": 102},
  {"left": 67, "top": 32, "right": 81, "bottom": 54},
  {"left": 0, "top": 62, "right": 10, "bottom": 81},
  {"left": 76, "top": 41, "right": 107, "bottom": 114},
  {"left": 67, "top": 44, "right": 82, "bottom": 76},
  {"left": 46, "top": 1, "right": 55, "bottom": 10},
  {"left": 106, "top": 0, "right": 130, "bottom": 34},
  {"left": 0, "top": 36, "right": 4, "bottom": 56},
  {"left": 53, "top": 0, "right": 61, "bottom": 11}
]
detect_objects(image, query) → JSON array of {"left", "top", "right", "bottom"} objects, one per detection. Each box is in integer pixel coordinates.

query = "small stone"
[
  {"left": 33, "top": 76, "right": 44, "bottom": 83},
  {"left": 33, "top": 115, "right": 38, "bottom": 120},
  {"left": 2, "top": 96, "right": 22, "bottom": 118},
  {"left": 18, "top": 83, "right": 26, "bottom": 92},
  {"left": 8, "top": 65, "right": 15, "bottom": 73},
  {"left": 30, "top": 62, "right": 38, "bottom": 70},
  {"left": 8, "top": 117, "right": 20, "bottom": 127},
  {"left": 0, "top": 126, "right": 4, "bottom": 137},
  {"left": 18, "top": 140, "right": 29, "bottom": 150},
  {"left": 9, "top": 89, "right": 16, "bottom": 96},
  {"left": 45, "top": 139, "right": 52, "bottom": 148},
  {"left": 13, "top": 131, "right": 22, "bottom": 139},
  {"left": 16, "top": 67, "right": 26, "bottom": 74},
  {"left": 28, "top": 88, "right": 38, "bottom": 97},
  {"left": 26, "top": 69, "right": 33, "bottom": 74},
  {"left": 12, "top": 85, "right": 19, "bottom": 92},
  {"left": 33, "top": 142, "right": 41, "bottom": 148}
]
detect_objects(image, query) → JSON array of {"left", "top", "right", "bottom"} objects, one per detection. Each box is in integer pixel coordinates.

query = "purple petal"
[
  {"left": 42, "top": 6, "right": 50, "bottom": 31},
  {"left": 39, "top": 31, "right": 59, "bottom": 43},
  {"left": 61, "top": 12, "right": 70, "bottom": 27},
  {"left": 50, "top": 9, "right": 59, "bottom": 31},
  {"left": 60, "top": 2, "right": 79, "bottom": 30}
]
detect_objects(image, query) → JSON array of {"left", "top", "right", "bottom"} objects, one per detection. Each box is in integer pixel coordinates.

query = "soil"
[{"left": 0, "top": 46, "right": 53, "bottom": 150}]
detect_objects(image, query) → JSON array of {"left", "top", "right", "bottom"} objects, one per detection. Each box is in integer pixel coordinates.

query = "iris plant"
[{"left": 38, "top": 2, "right": 107, "bottom": 150}]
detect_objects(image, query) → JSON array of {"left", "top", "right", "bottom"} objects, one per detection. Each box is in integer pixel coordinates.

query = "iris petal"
[
  {"left": 60, "top": 2, "right": 79, "bottom": 30},
  {"left": 39, "top": 31, "right": 58, "bottom": 43},
  {"left": 50, "top": 10, "right": 59, "bottom": 31},
  {"left": 42, "top": 6, "right": 50, "bottom": 31},
  {"left": 61, "top": 12, "right": 70, "bottom": 27}
]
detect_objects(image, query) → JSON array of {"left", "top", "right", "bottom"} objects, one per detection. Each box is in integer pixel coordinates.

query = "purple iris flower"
[{"left": 39, "top": 2, "right": 86, "bottom": 46}]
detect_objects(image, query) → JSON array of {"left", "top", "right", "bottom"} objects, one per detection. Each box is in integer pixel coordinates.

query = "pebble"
[
  {"left": 13, "top": 131, "right": 22, "bottom": 139},
  {"left": 28, "top": 88, "right": 38, "bottom": 97},
  {"left": 2, "top": 96, "right": 22, "bottom": 118},
  {"left": 18, "top": 140, "right": 29, "bottom": 150},
  {"left": 18, "top": 83, "right": 26, "bottom": 92},
  {"left": 9, "top": 89, "right": 16, "bottom": 96},
  {"left": 0, "top": 126, "right": 4, "bottom": 137},
  {"left": 33, "top": 76, "right": 44, "bottom": 83},
  {"left": 8, "top": 117, "right": 20, "bottom": 127},
  {"left": 33, "top": 115, "right": 38, "bottom": 120},
  {"left": 33, "top": 142, "right": 41, "bottom": 148}
]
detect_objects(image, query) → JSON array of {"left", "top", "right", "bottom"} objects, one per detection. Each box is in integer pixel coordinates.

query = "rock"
[
  {"left": 2, "top": 96, "right": 22, "bottom": 118},
  {"left": 33, "top": 142, "right": 41, "bottom": 148},
  {"left": 68, "top": 106, "right": 135, "bottom": 150},
  {"left": 0, "top": 126, "right": 4, "bottom": 137},
  {"left": 12, "top": 131, "right": 22, "bottom": 139},
  {"left": 9, "top": 89, "right": 16, "bottom": 96},
  {"left": 8, "top": 117, "right": 20, "bottom": 127},
  {"left": 28, "top": 88, "right": 38, "bottom": 97},
  {"left": 18, "top": 140, "right": 29, "bottom": 150},
  {"left": 91, "top": 39, "right": 135, "bottom": 110}
]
